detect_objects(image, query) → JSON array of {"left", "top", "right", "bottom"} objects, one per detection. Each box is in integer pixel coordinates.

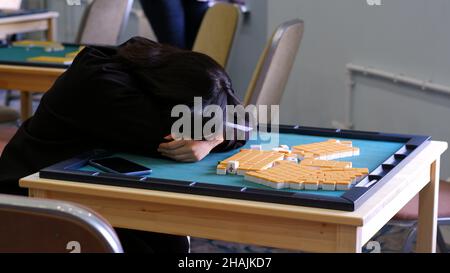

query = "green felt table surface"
[
  {"left": 79, "top": 132, "right": 406, "bottom": 198},
  {"left": 0, "top": 44, "right": 80, "bottom": 65}
]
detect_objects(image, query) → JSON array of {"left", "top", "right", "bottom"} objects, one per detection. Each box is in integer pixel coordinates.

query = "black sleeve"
[{"left": 84, "top": 71, "right": 170, "bottom": 154}]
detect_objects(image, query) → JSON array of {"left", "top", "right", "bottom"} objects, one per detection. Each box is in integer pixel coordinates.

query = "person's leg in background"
[
  {"left": 139, "top": 0, "right": 187, "bottom": 49},
  {"left": 183, "top": 0, "right": 210, "bottom": 50}
]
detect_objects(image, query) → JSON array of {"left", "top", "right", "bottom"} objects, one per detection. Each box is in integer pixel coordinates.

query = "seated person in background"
[
  {"left": 139, "top": 0, "right": 210, "bottom": 49},
  {"left": 0, "top": 36, "right": 246, "bottom": 253}
]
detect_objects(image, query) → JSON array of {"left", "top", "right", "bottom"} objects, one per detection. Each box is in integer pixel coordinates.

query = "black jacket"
[{"left": 0, "top": 40, "right": 245, "bottom": 195}]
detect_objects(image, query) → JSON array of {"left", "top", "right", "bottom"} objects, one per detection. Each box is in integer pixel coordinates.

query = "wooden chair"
[
  {"left": 192, "top": 2, "right": 240, "bottom": 68},
  {"left": 243, "top": 19, "right": 304, "bottom": 108},
  {"left": 0, "top": 194, "right": 123, "bottom": 253},
  {"left": 76, "top": 0, "right": 134, "bottom": 45}
]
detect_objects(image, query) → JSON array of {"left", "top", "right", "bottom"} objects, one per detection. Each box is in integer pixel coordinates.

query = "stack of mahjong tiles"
[
  {"left": 292, "top": 139, "right": 360, "bottom": 160},
  {"left": 244, "top": 159, "right": 369, "bottom": 191},
  {"left": 217, "top": 149, "right": 285, "bottom": 175}
]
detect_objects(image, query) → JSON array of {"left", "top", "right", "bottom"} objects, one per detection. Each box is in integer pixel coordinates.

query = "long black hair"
[{"left": 114, "top": 37, "right": 241, "bottom": 108}]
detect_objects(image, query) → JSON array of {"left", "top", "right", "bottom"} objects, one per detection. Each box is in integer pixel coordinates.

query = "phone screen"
[{"left": 89, "top": 157, "right": 151, "bottom": 174}]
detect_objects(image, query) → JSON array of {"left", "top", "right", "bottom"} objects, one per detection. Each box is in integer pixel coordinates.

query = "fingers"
[
  {"left": 158, "top": 140, "right": 211, "bottom": 162},
  {"left": 158, "top": 144, "right": 193, "bottom": 156},
  {"left": 160, "top": 152, "right": 196, "bottom": 162},
  {"left": 158, "top": 140, "right": 195, "bottom": 160},
  {"left": 163, "top": 134, "right": 174, "bottom": 141},
  {"left": 158, "top": 139, "right": 186, "bottom": 150}
]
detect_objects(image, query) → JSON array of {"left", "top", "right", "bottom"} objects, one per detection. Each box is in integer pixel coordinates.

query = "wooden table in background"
[
  {"left": 0, "top": 64, "right": 64, "bottom": 120},
  {"left": 19, "top": 141, "right": 447, "bottom": 253},
  {"left": 0, "top": 11, "right": 59, "bottom": 120},
  {"left": 0, "top": 11, "right": 58, "bottom": 41}
]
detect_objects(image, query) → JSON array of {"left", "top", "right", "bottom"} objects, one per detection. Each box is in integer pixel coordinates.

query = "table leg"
[
  {"left": 416, "top": 159, "right": 440, "bottom": 253},
  {"left": 335, "top": 225, "right": 362, "bottom": 253},
  {"left": 20, "top": 91, "right": 32, "bottom": 121},
  {"left": 47, "top": 17, "right": 57, "bottom": 41}
]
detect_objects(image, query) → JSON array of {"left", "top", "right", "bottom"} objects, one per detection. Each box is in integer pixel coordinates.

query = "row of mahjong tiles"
[
  {"left": 216, "top": 140, "right": 369, "bottom": 191},
  {"left": 244, "top": 160, "right": 369, "bottom": 191},
  {"left": 216, "top": 149, "right": 285, "bottom": 175},
  {"left": 217, "top": 140, "right": 360, "bottom": 175},
  {"left": 216, "top": 139, "right": 358, "bottom": 175},
  {"left": 293, "top": 139, "right": 360, "bottom": 160}
]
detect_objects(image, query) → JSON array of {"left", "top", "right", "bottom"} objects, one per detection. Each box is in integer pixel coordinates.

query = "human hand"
[{"left": 157, "top": 135, "right": 224, "bottom": 162}]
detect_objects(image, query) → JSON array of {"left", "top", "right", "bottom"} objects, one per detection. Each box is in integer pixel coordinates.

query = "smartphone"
[{"left": 88, "top": 157, "right": 152, "bottom": 176}]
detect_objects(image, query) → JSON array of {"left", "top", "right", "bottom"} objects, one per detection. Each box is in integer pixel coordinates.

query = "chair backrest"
[
  {"left": 192, "top": 2, "right": 240, "bottom": 67},
  {"left": 76, "top": 0, "right": 133, "bottom": 45},
  {"left": 243, "top": 19, "right": 304, "bottom": 107},
  {"left": 0, "top": 194, "right": 123, "bottom": 253},
  {"left": 0, "top": 0, "right": 22, "bottom": 10}
]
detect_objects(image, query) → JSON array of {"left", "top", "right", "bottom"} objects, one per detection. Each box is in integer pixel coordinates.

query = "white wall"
[{"left": 263, "top": 0, "right": 450, "bottom": 179}]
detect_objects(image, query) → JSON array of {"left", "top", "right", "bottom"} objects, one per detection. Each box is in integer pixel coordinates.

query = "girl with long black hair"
[{"left": 0, "top": 37, "right": 246, "bottom": 252}]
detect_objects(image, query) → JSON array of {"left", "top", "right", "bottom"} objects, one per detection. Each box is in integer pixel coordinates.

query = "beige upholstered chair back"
[
  {"left": 192, "top": 2, "right": 240, "bottom": 67},
  {"left": 244, "top": 19, "right": 304, "bottom": 107},
  {"left": 0, "top": 194, "right": 123, "bottom": 253},
  {"left": 0, "top": 0, "right": 22, "bottom": 10},
  {"left": 77, "top": 0, "right": 133, "bottom": 45}
]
